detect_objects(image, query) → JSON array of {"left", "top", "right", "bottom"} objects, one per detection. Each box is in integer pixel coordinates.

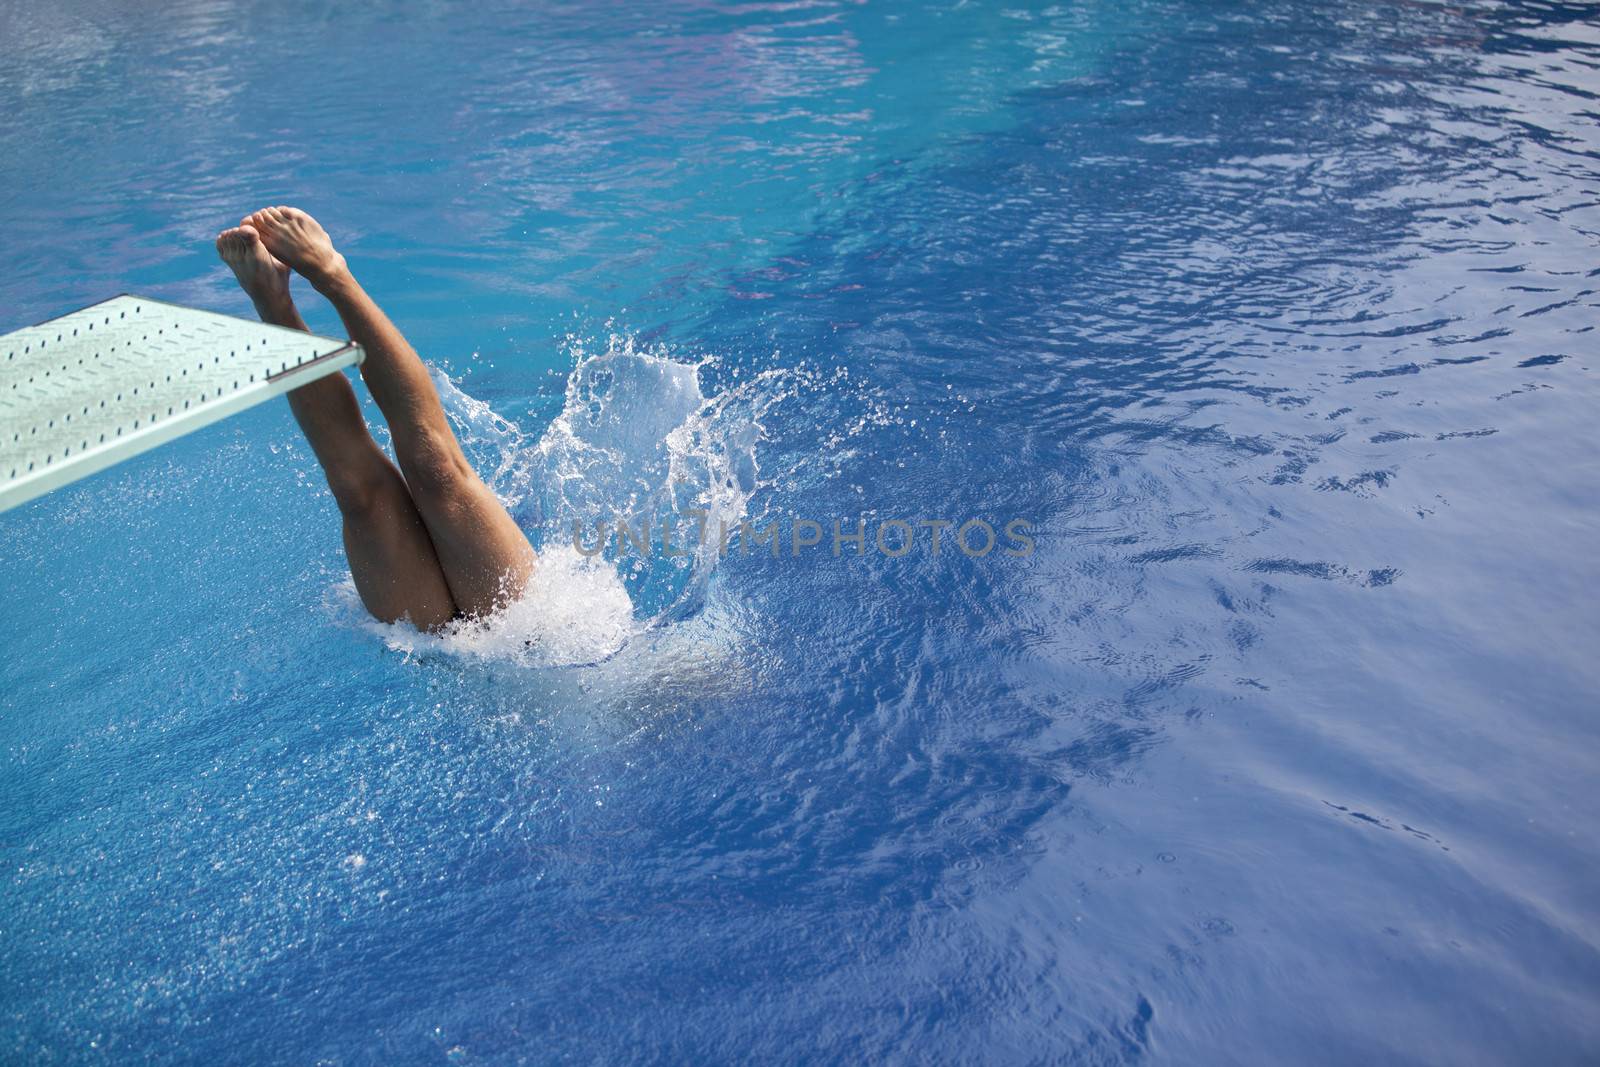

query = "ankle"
[
  {"left": 307, "top": 253, "right": 353, "bottom": 296},
  {"left": 251, "top": 291, "right": 298, "bottom": 325}
]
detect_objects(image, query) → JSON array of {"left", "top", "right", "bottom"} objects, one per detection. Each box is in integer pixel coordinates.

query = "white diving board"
[{"left": 0, "top": 295, "right": 362, "bottom": 512}]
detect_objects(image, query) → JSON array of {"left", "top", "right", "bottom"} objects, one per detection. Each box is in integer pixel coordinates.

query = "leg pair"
[{"left": 216, "top": 207, "right": 535, "bottom": 630}]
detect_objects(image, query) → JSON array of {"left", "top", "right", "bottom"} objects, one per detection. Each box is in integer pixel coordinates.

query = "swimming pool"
[{"left": 3, "top": 0, "right": 1599, "bottom": 1061}]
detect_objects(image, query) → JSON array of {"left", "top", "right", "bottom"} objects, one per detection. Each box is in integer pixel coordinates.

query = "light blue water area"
[{"left": 3, "top": 0, "right": 1600, "bottom": 1062}]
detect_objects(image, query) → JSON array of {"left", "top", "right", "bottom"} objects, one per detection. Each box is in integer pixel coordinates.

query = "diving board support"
[{"left": 0, "top": 295, "right": 363, "bottom": 512}]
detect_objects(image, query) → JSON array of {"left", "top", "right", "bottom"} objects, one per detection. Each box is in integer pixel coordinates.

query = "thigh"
[
  {"left": 410, "top": 475, "right": 537, "bottom": 618},
  {"left": 340, "top": 470, "right": 458, "bottom": 630}
]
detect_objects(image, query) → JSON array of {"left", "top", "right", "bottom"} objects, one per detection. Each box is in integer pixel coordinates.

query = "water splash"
[{"left": 344, "top": 333, "right": 824, "bottom": 667}]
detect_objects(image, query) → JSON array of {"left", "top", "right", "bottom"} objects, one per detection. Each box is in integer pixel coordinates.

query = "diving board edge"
[
  {"left": 0, "top": 341, "right": 362, "bottom": 513},
  {"left": 1, "top": 295, "right": 364, "bottom": 513}
]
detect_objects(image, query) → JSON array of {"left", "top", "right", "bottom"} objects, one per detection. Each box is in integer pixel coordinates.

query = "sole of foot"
[{"left": 216, "top": 224, "right": 291, "bottom": 310}]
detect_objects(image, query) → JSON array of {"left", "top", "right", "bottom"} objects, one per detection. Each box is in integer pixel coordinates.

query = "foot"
[
  {"left": 216, "top": 224, "right": 292, "bottom": 315},
  {"left": 241, "top": 206, "right": 349, "bottom": 290}
]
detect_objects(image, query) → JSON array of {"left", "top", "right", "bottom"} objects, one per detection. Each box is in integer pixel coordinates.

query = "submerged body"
[{"left": 216, "top": 207, "right": 535, "bottom": 629}]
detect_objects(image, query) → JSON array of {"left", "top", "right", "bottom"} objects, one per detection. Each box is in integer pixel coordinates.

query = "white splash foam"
[
  {"left": 348, "top": 544, "right": 635, "bottom": 668},
  {"left": 332, "top": 332, "right": 811, "bottom": 668}
]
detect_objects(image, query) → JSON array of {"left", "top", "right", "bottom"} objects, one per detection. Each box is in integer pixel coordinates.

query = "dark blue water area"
[{"left": 2, "top": 1, "right": 1600, "bottom": 1063}]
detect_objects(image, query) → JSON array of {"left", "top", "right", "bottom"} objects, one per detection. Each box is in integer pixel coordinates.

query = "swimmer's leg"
[
  {"left": 216, "top": 224, "right": 456, "bottom": 630},
  {"left": 243, "top": 206, "right": 536, "bottom": 618}
]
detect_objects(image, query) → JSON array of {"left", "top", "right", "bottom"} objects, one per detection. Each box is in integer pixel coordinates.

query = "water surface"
[{"left": 2, "top": 0, "right": 1599, "bottom": 1062}]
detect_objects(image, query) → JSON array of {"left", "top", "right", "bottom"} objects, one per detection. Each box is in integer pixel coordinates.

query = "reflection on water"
[{"left": 2, "top": 0, "right": 1600, "bottom": 1062}]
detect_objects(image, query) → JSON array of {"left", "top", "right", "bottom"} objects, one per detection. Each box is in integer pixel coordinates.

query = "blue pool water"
[{"left": 4, "top": 0, "right": 1600, "bottom": 1061}]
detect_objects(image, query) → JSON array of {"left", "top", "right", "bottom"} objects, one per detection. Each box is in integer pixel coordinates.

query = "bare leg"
[
  {"left": 243, "top": 206, "right": 537, "bottom": 617},
  {"left": 216, "top": 224, "right": 457, "bottom": 630}
]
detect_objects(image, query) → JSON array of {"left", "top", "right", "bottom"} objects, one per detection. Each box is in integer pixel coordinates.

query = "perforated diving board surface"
[{"left": 0, "top": 295, "right": 362, "bottom": 512}]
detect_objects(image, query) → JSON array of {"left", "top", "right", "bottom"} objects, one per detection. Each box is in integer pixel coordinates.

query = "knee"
[
  {"left": 401, "top": 433, "right": 479, "bottom": 509},
  {"left": 326, "top": 466, "right": 399, "bottom": 519}
]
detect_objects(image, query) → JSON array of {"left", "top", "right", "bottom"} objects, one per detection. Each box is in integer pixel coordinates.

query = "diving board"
[{"left": 0, "top": 295, "right": 362, "bottom": 512}]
